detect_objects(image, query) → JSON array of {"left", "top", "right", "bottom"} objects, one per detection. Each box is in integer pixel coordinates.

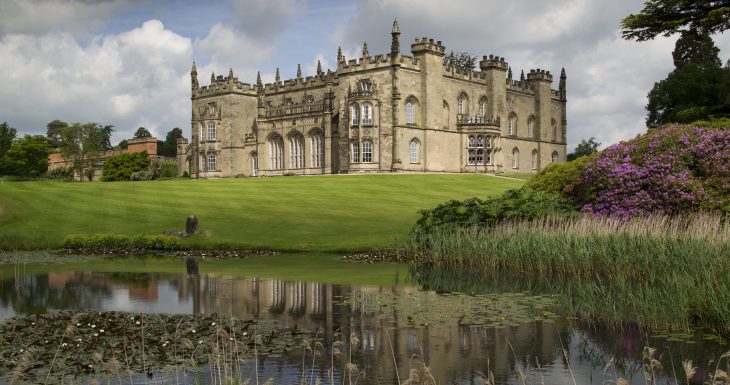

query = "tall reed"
[{"left": 406, "top": 213, "right": 730, "bottom": 334}]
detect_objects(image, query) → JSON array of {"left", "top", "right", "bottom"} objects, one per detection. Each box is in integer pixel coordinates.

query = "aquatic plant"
[{"left": 406, "top": 214, "right": 730, "bottom": 334}]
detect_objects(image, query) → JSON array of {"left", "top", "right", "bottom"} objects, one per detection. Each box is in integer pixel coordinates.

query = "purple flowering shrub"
[{"left": 578, "top": 124, "right": 730, "bottom": 218}]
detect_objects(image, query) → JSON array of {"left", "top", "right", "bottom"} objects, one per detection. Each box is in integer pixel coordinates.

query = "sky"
[{"left": 0, "top": 0, "right": 728, "bottom": 150}]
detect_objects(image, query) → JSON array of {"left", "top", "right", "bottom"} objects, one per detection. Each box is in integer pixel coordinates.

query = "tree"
[
  {"left": 567, "top": 137, "right": 601, "bottom": 161},
  {"left": 134, "top": 127, "right": 152, "bottom": 138},
  {"left": 60, "top": 123, "right": 106, "bottom": 181},
  {"left": 0, "top": 122, "right": 18, "bottom": 174},
  {"left": 100, "top": 124, "right": 114, "bottom": 150},
  {"left": 645, "top": 31, "right": 730, "bottom": 126},
  {"left": 443, "top": 51, "right": 478, "bottom": 72},
  {"left": 46, "top": 120, "right": 68, "bottom": 148},
  {"left": 117, "top": 139, "right": 128, "bottom": 150},
  {"left": 157, "top": 127, "right": 183, "bottom": 157},
  {"left": 3, "top": 135, "right": 52, "bottom": 177},
  {"left": 621, "top": 0, "right": 730, "bottom": 42}
]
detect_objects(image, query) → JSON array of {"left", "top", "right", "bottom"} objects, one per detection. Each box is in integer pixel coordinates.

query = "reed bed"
[
  {"left": 407, "top": 214, "right": 729, "bottom": 282},
  {"left": 406, "top": 213, "right": 730, "bottom": 334}
]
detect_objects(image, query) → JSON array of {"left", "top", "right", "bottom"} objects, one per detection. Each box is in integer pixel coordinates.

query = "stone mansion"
[{"left": 176, "top": 21, "right": 567, "bottom": 177}]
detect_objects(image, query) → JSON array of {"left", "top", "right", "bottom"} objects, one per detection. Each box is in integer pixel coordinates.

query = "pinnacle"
[
  {"left": 296, "top": 63, "right": 302, "bottom": 78},
  {"left": 392, "top": 18, "right": 400, "bottom": 34}
]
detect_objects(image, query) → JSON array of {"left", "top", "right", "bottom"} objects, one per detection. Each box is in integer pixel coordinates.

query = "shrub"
[
  {"left": 47, "top": 167, "right": 74, "bottom": 181},
  {"left": 413, "top": 188, "right": 577, "bottom": 233},
  {"left": 130, "top": 169, "right": 155, "bottom": 181},
  {"left": 63, "top": 234, "right": 180, "bottom": 251},
  {"left": 182, "top": 170, "right": 189, "bottom": 178},
  {"left": 578, "top": 124, "right": 730, "bottom": 218},
  {"left": 159, "top": 161, "right": 177, "bottom": 178},
  {"left": 102, "top": 152, "right": 149, "bottom": 181},
  {"left": 524, "top": 154, "right": 594, "bottom": 198}
]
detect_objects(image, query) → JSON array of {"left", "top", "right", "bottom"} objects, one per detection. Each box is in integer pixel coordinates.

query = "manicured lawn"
[{"left": 0, "top": 174, "right": 523, "bottom": 251}]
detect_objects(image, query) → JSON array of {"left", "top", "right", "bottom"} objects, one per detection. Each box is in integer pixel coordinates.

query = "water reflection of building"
[{"left": 176, "top": 273, "right": 562, "bottom": 383}]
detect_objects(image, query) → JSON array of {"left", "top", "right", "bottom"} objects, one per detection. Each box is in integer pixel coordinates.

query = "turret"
[
  {"left": 559, "top": 67, "right": 567, "bottom": 101},
  {"left": 296, "top": 63, "right": 302, "bottom": 81},
  {"left": 410, "top": 37, "right": 446, "bottom": 57},
  {"left": 316, "top": 60, "right": 322, "bottom": 75},
  {"left": 362, "top": 42, "right": 369, "bottom": 58},
  {"left": 275, "top": 67, "right": 280, "bottom": 91},
  {"left": 390, "top": 19, "right": 401, "bottom": 56},
  {"left": 337, "top": 46, "right": 343, "bottom": 63},
  {"left": 479, "top": 55, "right": 509, "bottom": 127},
  {"left": 526, "top": 69, "right": 554, "bottom": 141},
  {"left": 191, "top": 62, "right": 199, "bottom": 91}
]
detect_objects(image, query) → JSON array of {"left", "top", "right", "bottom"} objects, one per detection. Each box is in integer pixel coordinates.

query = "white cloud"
[
  {"left": 303, "top": 54, "right": 330, "bottom": 76},
  {"left": 0, "top": 20, "right": 192, "bottom": 142},
  {"left": 193, "top": 23, "right": 275, "bottom": 84},
  {"left": 338, "top": 0, "right": 730, "bottom": 150}
]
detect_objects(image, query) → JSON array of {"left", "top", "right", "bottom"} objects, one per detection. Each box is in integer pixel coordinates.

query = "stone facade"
[{"left": 178, "top": 21, "right": 567, "bottom": 178}]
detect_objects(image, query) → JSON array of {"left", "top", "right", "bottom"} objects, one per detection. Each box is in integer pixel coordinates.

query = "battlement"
[
  {"left": 262, "top": 71, "right": 336, "bottom": 94},
  {"left": 195, "top": 73, "right": 256, "bottom": 98},
  {"left": 526, "top": 69, "right": 553, "bottom": 82},
  {"left": 506, "top": 79, "right": 534, "bottom": 94},
  {"left": 337, "top": 53, "right": 395, "bottom": 74},
  {"left": 410, "top": 37, "right": 446, "bottom": 57},
  {"left": 479, "top": 55, "right": 509, "bottom": 71}
]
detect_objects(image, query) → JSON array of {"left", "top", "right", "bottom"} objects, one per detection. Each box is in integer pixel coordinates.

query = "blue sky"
[{"left": 0, "top": 0, "right": 728, "bottom": 150}]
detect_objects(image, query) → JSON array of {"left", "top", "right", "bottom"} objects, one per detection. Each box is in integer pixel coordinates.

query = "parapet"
[
  {"left": 411, "top": 37, "right": 446, "bottom": 57},
  {"left": 479, "top": 55, "right": 509, "bottom": 71},
  {"left": 526, "top": 69, "right": 553, "bottom": 82}
]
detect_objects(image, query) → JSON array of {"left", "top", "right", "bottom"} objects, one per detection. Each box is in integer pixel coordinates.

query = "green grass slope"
[{"left": 0, "top": 174, "right": 522, "bottom": 251}]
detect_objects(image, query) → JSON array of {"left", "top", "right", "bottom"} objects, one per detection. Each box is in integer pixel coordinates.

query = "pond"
[{"left": 0, "top": 254, "right": 728, "bottom": 385}]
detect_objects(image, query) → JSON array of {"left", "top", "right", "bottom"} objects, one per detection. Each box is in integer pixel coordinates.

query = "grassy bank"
[
  {"left": 0, "top": 174, "right": 523, "bottom": 251},
  {"left": 406, "top": 214, "right": 730, "bottom": 333}
]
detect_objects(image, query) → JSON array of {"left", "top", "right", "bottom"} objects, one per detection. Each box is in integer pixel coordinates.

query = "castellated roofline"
[{"left": 192, "top": 28, "right": 563, "bottom": 98}]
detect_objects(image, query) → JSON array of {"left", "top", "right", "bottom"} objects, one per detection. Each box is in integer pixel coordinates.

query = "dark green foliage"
[
  {"left": 100, "top": 124, "right": 114, "bottom": 150},
  {"left": 101, "top": 151, "right": 149, "bottom": 181},
  {"left": 2, "top": 135, "right": 51, "bottom": 177},
  {"left": 45, "top": 120, "right": 67, "bottom": 148},
  {"left": 413, "top": 188, "right": 577, "bottom": 233},
  {"left": 525, "top": 154, "right": 594, "bottom": 197},
  {"left": 443, "top": 51, "right": 478, "bottom": 71},
  {"left": 47, "top": 167, "right": 74, "bottom": 181},
  {"left": 621, "top": 0, "right": 730, "bottom": 41},
  {"left": 646, "top": 32, "right": 730, "bottom": 127},
  {"left": 567, "top": 137, "right": 600, "bottom": 161},
  {"left": 0, "top": 122, "right": 16, "bottom": 160},
  {"left": 63, "top": 233, "right": 181, "bottom": 251},
  {"left": 672, "top": 30, "right": 721, "bottom": 68},
  {"left": 157, "top": 127, "right": 183, "bottom": 157},
  {"left": 117, "top": 139, "right": 128, "bottom": 149},
  {"left": 134, "top": 127, "right": 151, "bottom": 138}
]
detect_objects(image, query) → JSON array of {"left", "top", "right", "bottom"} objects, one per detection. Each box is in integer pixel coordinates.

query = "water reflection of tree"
[{"left": 0, "top": 273, "right": 110, "bottom": 315}]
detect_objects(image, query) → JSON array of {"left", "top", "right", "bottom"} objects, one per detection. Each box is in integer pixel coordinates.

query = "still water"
[{"left": 0, "top": 254, "right": 727, "bottom": 385}]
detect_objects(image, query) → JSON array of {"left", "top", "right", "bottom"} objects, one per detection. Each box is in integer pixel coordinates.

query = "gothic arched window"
[
  {"left": 409, "top": 139, "right": 420, "bottom": 163},
  {"left": 269, "top": 135, "right": 284, "bottom": 170},
  {"left": 289, "top": 133, "right": 304, "bottom": 168},
  {"left": 512, "top": 148, "right": 519, "bottom": 169},
  {"left": 311, "top": 132, "right": 323, "bottom": 168}
]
